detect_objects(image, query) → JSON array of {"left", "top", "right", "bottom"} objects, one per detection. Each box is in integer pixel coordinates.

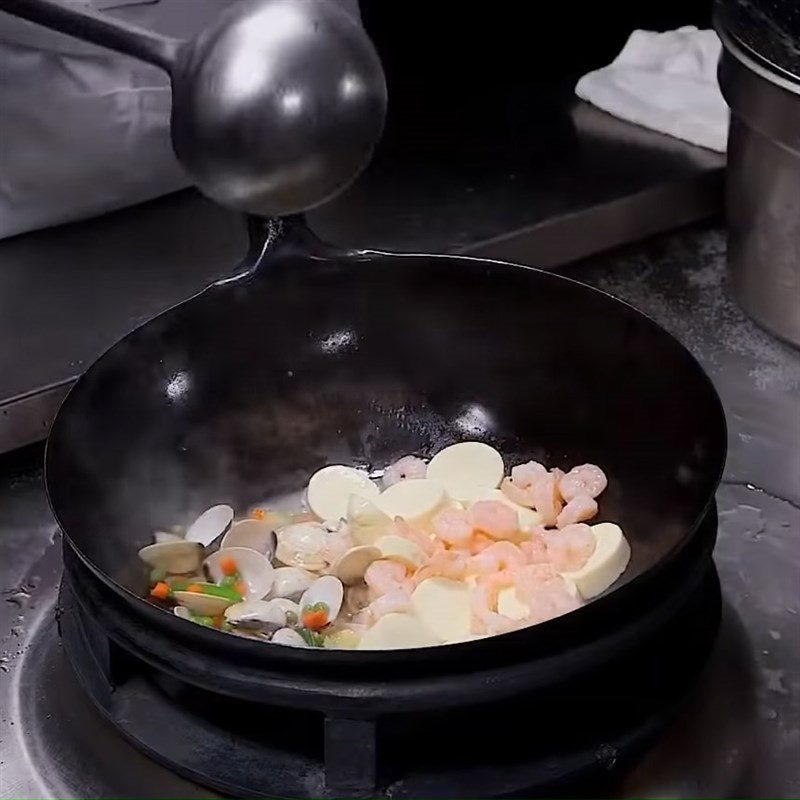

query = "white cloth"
[{"left": 575, "top": 26, "right": 729, "bottom": 153}]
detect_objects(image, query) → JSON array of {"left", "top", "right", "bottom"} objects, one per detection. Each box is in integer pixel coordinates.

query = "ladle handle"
[{"left": 0, "top": 0, "right": 179, "bottom": 71}]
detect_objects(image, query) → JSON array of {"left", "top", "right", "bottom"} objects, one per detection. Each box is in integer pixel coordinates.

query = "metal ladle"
[{"left": 0, "top": 0, "right": 387, "bottom": 217}]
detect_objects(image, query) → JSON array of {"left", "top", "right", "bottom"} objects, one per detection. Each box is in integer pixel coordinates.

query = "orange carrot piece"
[
  {"left": 187, "top": 583, "right": 204, "bottom": 593},
  {"left": 252, "top": 508, "right": 266, "bottom": 521},
  {"left": 302, "top": 610, "right": 329, "bottom": 630},
  {"left": 235, "top": 581, "right": 248, "bottom": 597},
  {"left": 220, "top": 556, "right": 238, "bottom": 576},
  {"left": 150, "top": 581, "right": 170, "bottom": 600}
]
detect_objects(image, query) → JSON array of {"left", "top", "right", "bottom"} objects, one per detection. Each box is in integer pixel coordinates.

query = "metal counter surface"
[{"left": 1, "top": 224, "right": 798, "bottom": 798}]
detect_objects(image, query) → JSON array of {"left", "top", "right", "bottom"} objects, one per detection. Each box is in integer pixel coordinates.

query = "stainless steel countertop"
[{"left": 1, "top": 223, "right": 798, "bottom": 798}]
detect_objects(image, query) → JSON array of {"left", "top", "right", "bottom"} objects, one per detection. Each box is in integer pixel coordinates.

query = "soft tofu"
[
  {"left": 357, "top": 613, "right": 440, "bottom": 650},
  {"left": 374, "top": 534, "right": 426, "bottom": 570},
  {"left": 307, "top": 465, "right": 379, "bottom": 521},
  {"left": 411, "top": 578, "right": 472, "bottom": 643},
  {"left": 560, "top": 522, "right": 631, "bottom": 599},
  {"left": 376, "top": 478, "right": 446, "bottom": 523},
  {"left": 426, "top": 442, "right": 505, "bottom": 502},
  {"left": 347, "top": 494, "right": 393, "bottom": 545}
]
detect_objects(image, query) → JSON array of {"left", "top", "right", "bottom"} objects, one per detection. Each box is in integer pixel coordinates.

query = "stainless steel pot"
[{"left": 717, "top": 29, "right": 800, "bottom": 347}]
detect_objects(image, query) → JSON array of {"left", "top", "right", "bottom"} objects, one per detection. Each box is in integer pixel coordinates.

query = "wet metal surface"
[{"left": 1, "top": 224, "right": 798, "bottom": 797}]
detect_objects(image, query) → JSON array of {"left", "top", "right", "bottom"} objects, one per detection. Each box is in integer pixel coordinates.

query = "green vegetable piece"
[
  {"left": 220, "top": 574, "right": 240, "bottom": 588},
  {"left": 150, "top": 568, "right": 167, "bottom": 585},
  {"left": 190, "top": 614, "right": 215, "bottom": 627},
  {"left": 302, "top": 601, "right": 329, "bottom": 616},
  {"left": 299, "top": 628, "right": 324, "bottom": 647}
]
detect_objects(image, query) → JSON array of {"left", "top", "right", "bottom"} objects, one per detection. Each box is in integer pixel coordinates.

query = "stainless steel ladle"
[{"left": 0, "top": 0, "right": 387, "bottom": 216}]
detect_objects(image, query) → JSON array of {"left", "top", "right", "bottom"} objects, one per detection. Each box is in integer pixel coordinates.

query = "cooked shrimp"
[
  {"left": 556, "top": 496, "right": 598, "bottom": 528},
  {"left": 467, "top": 532, "right": 495, "bottom": 555},
  {"left": 558, "top": 464, "right": 607, "bottom": 502},
  {"left": 432, "top": 508, "right": 473, "bottom": 546},
  {"left": 519, "top": 530, "right": 548, "bottom": 564},
  {"left": 413, "top": 547, "right": 470, "bottom": 584},
  {"left": 510, "top": 461, "right": 547, "bottom": 487},
  {"left": 383, "top": 455, "right": 427, "bottom": 487},
  {"left": 364, "top": 559, "right": 409, "bottom": 599},
  {"left": 468, "top": 500, "right": 518, "bottom": 540},
  {"left": 530, "top": 471, "right": 563, "bottom": 528},
  {"left": 500, "top": 477, "right": 536, "bottom": 508},
  {"left": 356, "top": 587, "right": 412, "bottom": 624},
  {"left": 471, "top": 571, "right": 521, "bottom": 635},
  {"left": 468, "top": 541, "right": 527, "bottom": 575},
  {"left": 392, "top": 517, "right": 437, "bottom": 556},
  {"left": 515, "top": 566, "right": 582, "bottom": 624},
  {"left": 543, "top": 524, "right": 596, "bottom": 572}
]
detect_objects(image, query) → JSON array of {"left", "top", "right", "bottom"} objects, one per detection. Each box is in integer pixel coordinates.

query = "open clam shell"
[
  {"left": 185, "top": 504, "right": 234, "bottom": 547},
  {"left": 329, "top": 545, "right": 381, "bottom": 585},
  {"left": 154, "top": 531, "right": 183, "bottom": 544},
  {"left": 275, "top": 523, "right": 328, "bottom": 571},
  {"left": 269, "top": 566, "right": 315, "bottom": 601},
  {"left": 172, "top": 589, "right": 235, "bottom": 616},
  {"left": 299, "top": 575, "right": 344, "bottom": 623},
  {"left": 204, "top": 546, "right": 274, "bottom": 600},
  {"left": 138, "top": 541, "right": 203, "bottom": 574},
  {"left": 221, "top": 519, "right": 277, "bottom": 558},
  {"left": 224, "top": 599, "right": 286, "bottom": 631}
]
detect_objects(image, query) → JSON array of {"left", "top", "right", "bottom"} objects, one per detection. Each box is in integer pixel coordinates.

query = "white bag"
[{"left": 0, "top": 0, "right": 361, "bottom": 240}]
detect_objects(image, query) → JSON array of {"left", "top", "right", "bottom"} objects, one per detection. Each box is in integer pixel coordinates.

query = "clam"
[
  {"left": 204, "top": 547, "right": 274, "bottom": 600},
  {"left": 154, "top": 531, "right": 184, "bottom": 544},
  {"left": 138, "top": 540, "right": 203, "bottom": 574},
  {"left": 185, "top": 504, "right": 234, "bottom": 547},
  {"left": 271, "top": 628, "right": 308, "bottom": 647},
  {"left": 269, "top": 567, "right": 315, "bottom": 601},
  {"left": 299, "top": 575, "right": 344, "bottom": 625},
  {"left": 266, "top": 597, "right": 301, "bottom": 620},
  {"left": 172, "top": 588, "right": 235, "bottom": 616},
  {"left": 221, "top": 519, "right": 277, "bottom": 558},
  {"left": 275, "top": 522, "right": 328, "bottom": 571},
  {"left": 173, "top": 605, "right": 192, "bottom": 620},
  {"left": 224, "top": 599, "right": 286, "bottom": 631},
  {"left": 328, "top": 545, "right": 381, "bottom": 586}
]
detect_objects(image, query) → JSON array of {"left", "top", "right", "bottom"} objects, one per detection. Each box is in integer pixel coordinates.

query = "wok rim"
[{"left": 44, "top": 248, "right": 728, "bottom": 663}]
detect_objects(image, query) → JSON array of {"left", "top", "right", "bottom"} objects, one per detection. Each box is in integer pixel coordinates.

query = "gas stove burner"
[{"left": 57, "top": 506, "right": 721, "bottom": 799}]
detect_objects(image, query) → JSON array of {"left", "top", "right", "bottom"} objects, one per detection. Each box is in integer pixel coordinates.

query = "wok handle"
[{"left": 0, "top": 0, "right": 179, "bottom": 71}]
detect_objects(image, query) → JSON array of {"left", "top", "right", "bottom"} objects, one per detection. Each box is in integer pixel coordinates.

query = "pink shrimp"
[
  {"left": 364, "top": 559, "right": 409, "bottom": 599},
  {"left": 519, "top": 529, "right": 549, "bottom": 564},
  {"left": 500, "top": 477, "right": 536, "bottom": 508},
  {"left": 543, "top": 524, "right": 596, "bottom": 572},
  {"left": 432, "top": 508, "right": 474, "bottom": 546},
  {"left": 468, "top": 500, "right": 518, "bottom": 540},
  {"left": 558, "top": 464, "right": 607, "bottom": 502},
  {"left": 355, "top": 587, "right": 412, "bottom": 624},
  {"left": 392, "top": 517, "right": 437, "bottom": 556},
  {"left": 515, "top": 566, "right": 582, "bottom": 624},
  {"left": 510, "top": 461, "right": 547, "bottom": 486},
  {"left": 556, "top": 496, "right": 598, "bottom": 528},
  {"left": 413, "top": 547, "right": 470, "bottom": 584},
  {"left": 530, "top": 471, "right": 563, "bottom": 528},
  {"left": 471, "top": 571, "right": 522, "bottom": 635},
  {"left": 468, "top": 541, "right": 527, "bottom": 575},
  {"left": 383, "top": 455, "right": 428, "bottom": 487}
]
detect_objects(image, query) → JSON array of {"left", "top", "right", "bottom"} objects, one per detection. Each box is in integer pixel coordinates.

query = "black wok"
[{"left": 45, "top": 217, "right": 726, "bottom": 667}]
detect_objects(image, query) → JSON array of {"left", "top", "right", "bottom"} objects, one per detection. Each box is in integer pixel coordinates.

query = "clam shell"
[
  {"left": 172, "top": 590, "right": 234, "bottom": 616},
  {"left": 138, "top": 541, "right": 203, "bottom": 574},
  {"left": 185, "top": 504, "right": 234, "bottom": 547},
  {"left": 154, "top": 531, "right": 183, "bottom": 544},
  {"left": 299, "top": 575, "right": 344, "bottom": 622},
  {"left": 329, "top": 545, "right": 381, "bottom": 585},
  {"left": 222, "top": 520, "right": 277, "bottom": 558},
  {"left": 269, "top": 567, "right": 315, "bottom": 601},
  {"left": 173, "top": 605, "right": 192, "bottom": 620},
  {"left": 224, "top": 600, "right": 286, "bottom": 631},
  {"left": 275, "top": 523, "right": 328, "bottom": 571},
  {"left": 205, "top": 547, "right": 274, "bottom": 600},
  {"left": 271, "top": 628, "right": 308, "bottom": 647},
  {"left": 267, "top": 597, "right": 301, "bottom": 620}
]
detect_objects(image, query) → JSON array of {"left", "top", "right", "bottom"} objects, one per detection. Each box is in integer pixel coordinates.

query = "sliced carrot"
[
  {"left": 302, "top": 610, "right": 329, "bottom": 630},
  {"left": 150, "top": 581, "right": 170, "bottom": 600},
  {"left": 212, "top": 614, "right": 225, "bottom": 629},
  {"left": 252, "top": 508, "right": 266, "bottom": 521},
  {"left": 234, "top": 581, "right": 248, "bottom": 597},
  {"left": 187, "top": 583, "right": 204, "bottom": 593},
  {"left": 220, "top": 556, "right": 238, "bottom": 576}
]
